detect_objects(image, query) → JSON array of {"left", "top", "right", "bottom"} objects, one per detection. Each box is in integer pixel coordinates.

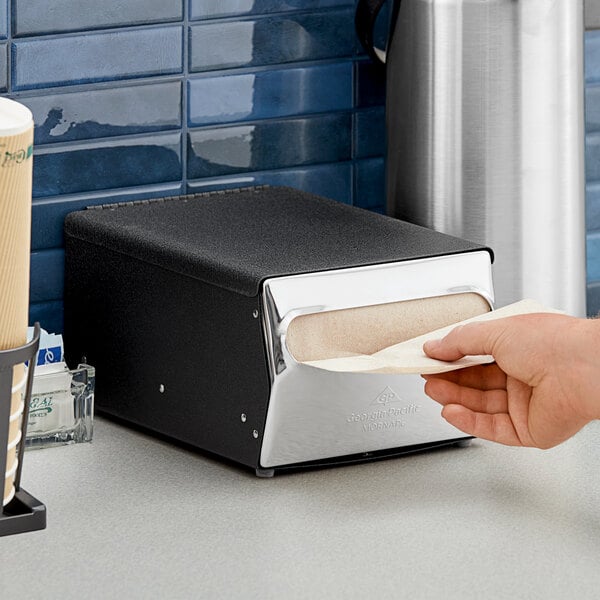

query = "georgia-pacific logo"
[{"left": 371, "top": 386, "right": 401, "bottom": 406}]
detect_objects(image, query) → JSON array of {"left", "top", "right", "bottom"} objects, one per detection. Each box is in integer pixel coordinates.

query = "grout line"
[
  {"left": 351, "top": 59, "right": 357, "bottom": 207},
  {"left": 187, "top": 5, "right": 354, "bottom": 27},
  {"left": 10, "top": 19, "right": 184, "bottom": 42},
  {"left": 7, "top": 0, "right": 11, "bottom": 93},
  {"left": 181, "top": 1, "right": 189, "bottom": 193}
]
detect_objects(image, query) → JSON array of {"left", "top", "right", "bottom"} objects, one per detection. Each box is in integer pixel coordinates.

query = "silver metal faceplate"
[{"left": 259, "top": 251, "right": 494, "bottom": 468}]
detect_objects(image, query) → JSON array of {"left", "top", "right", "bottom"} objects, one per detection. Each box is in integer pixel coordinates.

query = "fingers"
[
  {"left": 423, "top": 368, "right": 525, "bottom": 446},
  {"left": 440, "top": 405, "right": 524, "bottom": 446},
  {"left": 424, "top": 378, "right": 508, "bottom": 414},
  {"left": 422, "top": 363, "right": 507, "bottom": 391},
  {"left": 423, "top": 320, "right": 508, "bottom": 362}
]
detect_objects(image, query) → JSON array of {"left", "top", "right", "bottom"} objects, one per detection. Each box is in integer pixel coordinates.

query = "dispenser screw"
[
  {"left": 252, "top": 430, "right": 259, "bottom": 439},
  {"left": 159, "top": 384, "right": 165, "bottom": 393},
  {"left": 241, "top": 413, "right": 247, "bottom": 423},
  {"left": 252, "top": 309, "right": 259, "bottom": 319}
]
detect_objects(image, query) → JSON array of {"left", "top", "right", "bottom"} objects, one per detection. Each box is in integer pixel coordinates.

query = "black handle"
[{"left": 355, "top": 0, "right": 389, "bottom": 64}]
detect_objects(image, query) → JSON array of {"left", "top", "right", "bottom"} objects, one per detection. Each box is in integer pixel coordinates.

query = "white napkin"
[{"left": 303, "top": 299, "right": 562, "bottom": 375}]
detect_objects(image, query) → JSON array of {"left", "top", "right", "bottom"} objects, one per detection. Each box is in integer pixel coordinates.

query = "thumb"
[{"left": 423, "top": 320, "right": 507, "bottom": 362}]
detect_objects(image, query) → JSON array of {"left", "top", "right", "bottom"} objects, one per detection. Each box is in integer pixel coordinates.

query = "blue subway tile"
[
  {"left": 587, "top": 282, "right": 600, "bottom": 317},
  {"left": 187, "top": 162, "right": 352, "bottom": 204},
  {"left": 12, "top": 26, "right": 183, "bottom": 91},
  {"left": 587, "top": 83, "right": 600, "bottom": 133},
  {"left": 354, "top": 107, "right": 385, "bottom": 159},
  {"left": 189, "top": 10, "right": 354, "bottom": 72},
  {"left": 29, "top": 300, "right": 63, "bottom": 333},
  {"left": 190, "top": 0, "right": 353, "bottom": 21},
  {"left": 0, "top": 43, "right": 7, "bottom": 92},
  {"left": 187, "top": 113, "right": 352, "bottom": 179},
  {"left": 587, "top": 231, "right": 600, "bottom": 281},
  {"left": 586, "top": 31, "right": 600, "bottom": 83},
  {"left": 586, "top": 182, "right": 600, "bottom": 231},
  {"left": 586, "top": 131, "right": 600, "bottom": 181},
  {"left": 188, "top": 63, "right": 352, "bottom": 127},
  {"left": 355, "top": 60, "right": 386, "bottom": 108},
  {"left": 31, "top": 183, "right": 184, "bottom": 250},
  {"left": 20, "top": 81, "right": 182, "bottom": 145},
  {"left": 0, "top": 0, "right": 7, "bottom": 39},
  {"left": 30, "top": 249, "right": 64, "bottom": 303},
  {"left": 14, "top": 0, "right": 182, "bottom": 37},
  {"left": 13, "top": 0, "right": 183, "bottom": 37},
  {"left": 33, "top": 132, "right": 182, "bottom": 198},
  {"left": 354, "top": 158, "right": 385, "bottom": 209}
]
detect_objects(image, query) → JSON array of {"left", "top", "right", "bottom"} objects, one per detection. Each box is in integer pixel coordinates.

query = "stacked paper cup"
[{"left": 0, "top": 98, "right": 34, "bottom": 507}]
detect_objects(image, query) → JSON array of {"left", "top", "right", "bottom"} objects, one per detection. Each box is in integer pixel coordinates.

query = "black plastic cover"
[{"left": 64, "top": 186, "right": 492, "bottom": 298}]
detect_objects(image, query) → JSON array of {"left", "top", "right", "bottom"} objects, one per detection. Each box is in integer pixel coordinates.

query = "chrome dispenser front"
[{"left": 259, "top": 251, "right": 494, "bottom": 471}]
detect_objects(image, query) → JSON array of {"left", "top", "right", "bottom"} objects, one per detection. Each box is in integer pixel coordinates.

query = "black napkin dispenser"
[{"left": 64, "top": 186, "right": 494, "bottom": 476}]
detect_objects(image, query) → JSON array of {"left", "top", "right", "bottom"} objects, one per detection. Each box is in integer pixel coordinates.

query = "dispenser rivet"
[
  {"left": 252, "top": 430, "right": 259, "bottom": 439},
  {"left": 159, "top": 384, "right": 165, "bottom": 393},
  {"left": 252, "top": 309, "right": 259, "bottom": 319},
  {"left": 241, "top": 413, "right": 247, "bottom": 423}
]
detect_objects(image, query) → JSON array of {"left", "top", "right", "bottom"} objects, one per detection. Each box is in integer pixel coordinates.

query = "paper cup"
[
  {"left": 3, "top": 393, "right": 23, "bottom": 505},
  {"left": 7, "top": 415, "right": 21, "bottom": 450},
  {"left": 0, "top": 98, "right": 34, "bottom": 355},
  {"left": 10, "top": 399, "right": 24, "bottom": 423},
  {"left": 3, "top": 429, "right": 22, "bottom": 506},
  {"left": 3, "top": 445, "right": 17, "bottom": 504},
  {"left": 4, "top": 444, "right": 16, "bottom": 474},
  {"left": 10, "top": 364, "right": 26, "bottom": 412},
  {"left": 0, "top": 98, "right": 34, "bottom": 489},
  {"left": 3, "top": 457, "right": 18, "bottom": 506}
]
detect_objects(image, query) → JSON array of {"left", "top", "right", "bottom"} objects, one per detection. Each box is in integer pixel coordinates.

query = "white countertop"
[{"left": 2, "top": 417, "right": 599, "bottom": 599}]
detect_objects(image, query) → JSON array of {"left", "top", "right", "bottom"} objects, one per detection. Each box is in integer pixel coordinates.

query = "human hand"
[{"left": 422, "top": 313, "right": 600, "bottom": 448}]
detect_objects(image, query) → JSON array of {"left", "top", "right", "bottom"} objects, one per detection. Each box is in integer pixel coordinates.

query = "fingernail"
[{"left": 423, "top": 339, "right": 441, "bottom": 353}]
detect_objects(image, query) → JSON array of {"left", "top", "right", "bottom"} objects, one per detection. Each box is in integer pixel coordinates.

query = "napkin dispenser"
[{"left": 63, "top": 186, "right": 494, "bottom": 476}]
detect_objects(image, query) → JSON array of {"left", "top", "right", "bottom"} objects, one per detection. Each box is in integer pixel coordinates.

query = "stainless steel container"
[{"left": 357, "top": 0, "right": 586, "bottom": 314}]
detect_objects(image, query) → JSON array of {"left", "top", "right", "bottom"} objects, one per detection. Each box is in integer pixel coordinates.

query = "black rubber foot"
[{"left": 255, "top": 468, "right": 275, "bottom": 478}]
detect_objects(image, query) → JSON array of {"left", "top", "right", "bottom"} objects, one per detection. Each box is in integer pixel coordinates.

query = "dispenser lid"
[{"left": 64, "top": 186, "right": 492, "bottom": 297}]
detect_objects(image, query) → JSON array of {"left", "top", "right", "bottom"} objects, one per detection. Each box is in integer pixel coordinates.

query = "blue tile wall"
[
  {"left": 355, "top": 158, "right": 385, "bottom": 211},
  {"left": 188, "top": 63, "right": 352, "bottom": 126},
  {"left": 33, "top": 132, "right": 182, "bottom": 197},
  {"left": 31, "top": 183, "right": 184, "bottom": 251},
  {"left": 13, "top": 0, "right": 183, "bottom": 36},
  {"left": 188, "top": 10, "right": 355, "bottom": 72},
  {"left": 0, "top": 43, "right": 7, "bottom": 92},
  {"left": 354, "top": 106, "right": 385, "bottom": 158},
  {"left": 30, "top": 249, "right": 64, "bottom": 303},
  {"left": 587, "top": 83, "right": 600, "bottom": 132},
  {"left": 187, "top": 114, "right": 352, "bottom": 179},
  {"left": 189, "top": 1, "right": 353, "bottom": 21},
  {"left": 587, "top": 31, "right": 600, "bottom": 315},
  {"left": 3, "top": 0, "right": 384, "bottom": 332},
  {"left": 26, "top": 81, "right": 182, "bottom": 144},
  {"left": 12, "top": 27, "right": 183, "bottom": 90},
  {"left": 0, "top": 0, "right": 6, "bottom": 39},
  {"left": 586, "top": 30, "right": 600, "bottom": 83},
  {"left": 187, "top": 162, "right": 353, "bottom": 205},
  {"left": 0, "top": 2, "right": 595, "bottom": 331}
]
